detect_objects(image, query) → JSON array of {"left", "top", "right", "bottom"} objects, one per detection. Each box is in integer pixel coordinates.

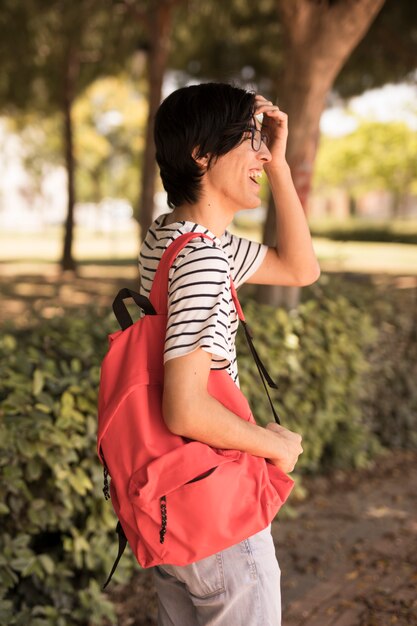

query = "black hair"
[{"left": 154, "top": 83, "right": 256, "bottom": 208}]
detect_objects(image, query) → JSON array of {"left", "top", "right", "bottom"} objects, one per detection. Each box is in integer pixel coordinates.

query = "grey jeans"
[{"left": 152, "top": 525, "right": 281, "bottom": 626}]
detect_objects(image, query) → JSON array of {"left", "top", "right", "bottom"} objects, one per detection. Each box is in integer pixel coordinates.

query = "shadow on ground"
[
  {"left": 1, "top": 260, "right": 416, "bottom": 328},
  {"left": 0, "top": 261, "right": 139, "bottom": 327}
]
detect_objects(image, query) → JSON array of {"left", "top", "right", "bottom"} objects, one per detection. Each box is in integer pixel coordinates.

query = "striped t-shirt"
[{"left": 138, "top": 213, "right": 268, "bottom": 386}]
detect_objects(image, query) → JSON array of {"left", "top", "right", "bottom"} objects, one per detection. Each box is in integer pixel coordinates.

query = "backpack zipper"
[{"left": 160, "top": 496, "right": 167, "bottom": 544}]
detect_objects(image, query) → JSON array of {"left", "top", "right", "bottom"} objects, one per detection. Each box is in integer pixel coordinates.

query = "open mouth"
[{"left": 249, "top": 170, "right": 262, "bottom": 185}]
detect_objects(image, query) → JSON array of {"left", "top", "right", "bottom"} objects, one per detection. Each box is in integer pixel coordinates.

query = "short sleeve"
[
  {"left": 164, "top": 242, "right": 233, "bottom": 365},
  {"left": 221, "top": 231, "right": 268, "bottom": 289}
]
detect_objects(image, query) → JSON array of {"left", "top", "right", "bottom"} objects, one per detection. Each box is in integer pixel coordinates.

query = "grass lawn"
[
  {"left": 312, "top": 237, "right": 417, "bottom": 275},
  {"left": 2, "top": 224, "right": 416, "bottom": 275},
  {"left": 0, "top": 225, "right": 141, "bottom": 265}
]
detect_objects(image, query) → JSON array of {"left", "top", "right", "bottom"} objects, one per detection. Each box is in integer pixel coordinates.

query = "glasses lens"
[{"left": 252, "top": 129, "right": 261, "bottom": 151}]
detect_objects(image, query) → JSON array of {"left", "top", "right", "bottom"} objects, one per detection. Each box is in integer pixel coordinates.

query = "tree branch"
[
  {"left": 326, "top": 0, "right": 386, "bottom": 47},
  {"left": 276, "top": 0, "right": 386, "bottom": 77},
  {"left": 277, "top": 0, "right": 386, "bottom": 51},
  {"left": 119, "top": 0, "right": 147, "bottom": 23}
]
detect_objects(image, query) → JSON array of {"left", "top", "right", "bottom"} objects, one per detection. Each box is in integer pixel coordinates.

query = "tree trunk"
[
  {"left": 391, "top": 190, "right": 404, "bottom": 219},
  {"left": 258, "top": 0, "right": 385, "bottom": 308},
  {"left": 138, "top": 2, "right": 177, "bottom": 242},
  {"left": 349, "top": 195, "right": 357, "bottom": 217},
  {"left": 61, "top": 47, "right": 79, "bottom": 272}
]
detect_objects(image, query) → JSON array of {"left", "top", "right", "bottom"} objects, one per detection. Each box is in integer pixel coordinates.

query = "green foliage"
[
  {"left": 237, "top": 292, "right": 381, "bottom": 473},
  {"left": 305, "top": 275, "right": 417, "bottom": 452},
  {"left": 6, "top": 113, "right": 64, "bottom": 199},
  {"left": 335, "top": 0, "right": 417, "bottom": 98},
  {"left": 0, "top": 311, "right": 134, "bottom": 625},
  {"left": 172, "top": 0, "right": 283, "bottom": 92},
  {"left": 172, "top": 0, "right": 417, "bottom": 100},
  {"left": 6, "top": 73, "right": 147, "bottom": 208},
  {"left": 0, "top": 0, "right": 139, "bottom": 115},
  {"left": 73, "top": 74, "right": 147, "bottom": 206},
  {"left": 362, "top": 290, "right": 417, "bottom": 450},
  {"left": 314, "top": 121, "right": 417, "bottom": 208}
]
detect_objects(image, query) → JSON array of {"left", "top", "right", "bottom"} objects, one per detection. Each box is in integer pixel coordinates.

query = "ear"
[{"left": 191, "top": 147, "right": 209, "bottom": 169}]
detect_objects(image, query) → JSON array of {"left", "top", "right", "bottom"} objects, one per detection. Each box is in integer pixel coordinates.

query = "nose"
[{"left": 257, "top": 142, "right": 272, "bottom": 163}]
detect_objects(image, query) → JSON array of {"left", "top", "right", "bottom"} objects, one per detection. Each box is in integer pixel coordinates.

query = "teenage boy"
[{"left": 139, "top": 82, "right": 320, "bottom": 626}]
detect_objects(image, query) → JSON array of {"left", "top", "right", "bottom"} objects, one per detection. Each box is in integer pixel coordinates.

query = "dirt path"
[
  {"left": 108, "top": 450, "right": 417, "bottom": 626},
  {"left": 278, "top": 450, "right": 417, "bottom": 626}
]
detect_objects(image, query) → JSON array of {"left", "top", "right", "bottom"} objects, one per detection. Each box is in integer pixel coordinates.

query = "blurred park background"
[{"left": 1, "top": 0, "right": 417, "bottom": 625}]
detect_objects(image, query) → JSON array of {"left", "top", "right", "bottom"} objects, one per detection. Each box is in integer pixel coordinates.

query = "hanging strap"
[
  {"left": 241, "top": 320, "right": 281, "bottom": 425},
  {"left": 229, "top": 272, "right": 281, "bottom": 425},
  {"left": 102, "top": 521, "right": 127, "bottom": 590}
]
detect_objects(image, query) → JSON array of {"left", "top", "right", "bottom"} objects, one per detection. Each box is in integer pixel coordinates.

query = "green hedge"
[
  {"left": 1, "top": 277, "right": 416, "bottom": 623},
  {"left": 363, "top": 298, "right": 417, "bottom": 449},
  {"left": 0, "top": 313, "right": 135, "bottom": 626},
  {"left": 304, "top": 275, "right": 417, "bottom": 451},
  {"left": 237, "top": 294, "right": 381, "bottom": 472}
]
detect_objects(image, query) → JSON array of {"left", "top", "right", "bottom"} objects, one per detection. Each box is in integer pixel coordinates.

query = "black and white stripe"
[{"left": 138, "top": 214, "right": 267, "bottom": 386}]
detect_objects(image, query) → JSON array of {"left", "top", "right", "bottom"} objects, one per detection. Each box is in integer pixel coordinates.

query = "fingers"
[
  {"left": 265, "top": 422, "right": 282, "bottom": 432},
  {"left": 254, "top": 94, "right": 277, "bottom": 112},
  {"left": 266, "top": 421, "right": 303, "bottom": 473},
  {"left": 266, "top": 422, "right": 301, "bottom": 440},
  {"left": 254, "top": 94, "right": 287, "bottom": 126}
]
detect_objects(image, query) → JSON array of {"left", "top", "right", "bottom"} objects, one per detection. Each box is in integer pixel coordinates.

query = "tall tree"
[
  {"left": 0, "top": 0, "right": 137, "bottom": 271},
  {"left": 172, "top": 0, "right": 417, "bottom": 102},
  {"left": 170, "top": 0, "right": 417, "bottom": 307},
  {"left": 259, "top": 0, "right": 385, "bottom": 308},
  {"left": 123, "top": 0, "right": 186, "bottom": 242}
]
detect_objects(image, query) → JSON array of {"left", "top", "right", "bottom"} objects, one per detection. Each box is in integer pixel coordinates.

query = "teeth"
[{"left": 249, "top": 171, "right": 262, "bottom": 183}]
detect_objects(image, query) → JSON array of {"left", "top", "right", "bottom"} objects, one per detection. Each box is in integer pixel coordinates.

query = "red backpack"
[{"left": 97, "top": 233, "right": 294, "bottom": 588}]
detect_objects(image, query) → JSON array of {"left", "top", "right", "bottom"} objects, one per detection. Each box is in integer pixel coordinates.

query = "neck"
[{"left": 168, "top": 199, "right": 234, "bottom": 238}]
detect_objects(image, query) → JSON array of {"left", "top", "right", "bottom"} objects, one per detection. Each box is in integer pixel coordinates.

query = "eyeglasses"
[{"left": 244, "top": 127, "right": 269, "bottom": 151}]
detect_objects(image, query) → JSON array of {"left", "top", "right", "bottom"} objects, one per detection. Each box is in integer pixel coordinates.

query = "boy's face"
[{"left": 202, "top": 118, "right": 272, "bottom": 214}]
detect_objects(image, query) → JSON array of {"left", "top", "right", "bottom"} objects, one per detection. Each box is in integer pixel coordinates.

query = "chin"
[{"left": 246, "top": 198, "right": 262, "bottom": 210}]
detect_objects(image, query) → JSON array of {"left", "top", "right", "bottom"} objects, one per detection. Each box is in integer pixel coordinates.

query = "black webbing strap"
[
  {"left": 241, "top": 320, "right": 281, "bottom": 425},
  {"left": 102, "top": 521, "right": 128, "bottom": 590},
  {"left": 112, "top": 288, "right": 157, "bottom": 330}
]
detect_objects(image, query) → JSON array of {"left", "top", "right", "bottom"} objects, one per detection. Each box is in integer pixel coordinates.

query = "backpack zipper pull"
[
  {"left": 103, "top": 465, "right": 111, "bottom": 501},
  {"left": 159, "top": 496, "right": 167, "bottom": 544}
]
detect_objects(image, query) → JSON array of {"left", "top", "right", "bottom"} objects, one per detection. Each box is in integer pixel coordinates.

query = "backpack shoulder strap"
[
  {"left": 147, "top": 231, "right": 249, "bottom": 325},
  {"left": 149, "top": 232, "right": 233, "bottom": 315}
]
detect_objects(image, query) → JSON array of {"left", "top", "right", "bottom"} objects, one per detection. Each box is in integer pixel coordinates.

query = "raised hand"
[{"left": 254, "top": 94, "right": 288, "bottom": 168}]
